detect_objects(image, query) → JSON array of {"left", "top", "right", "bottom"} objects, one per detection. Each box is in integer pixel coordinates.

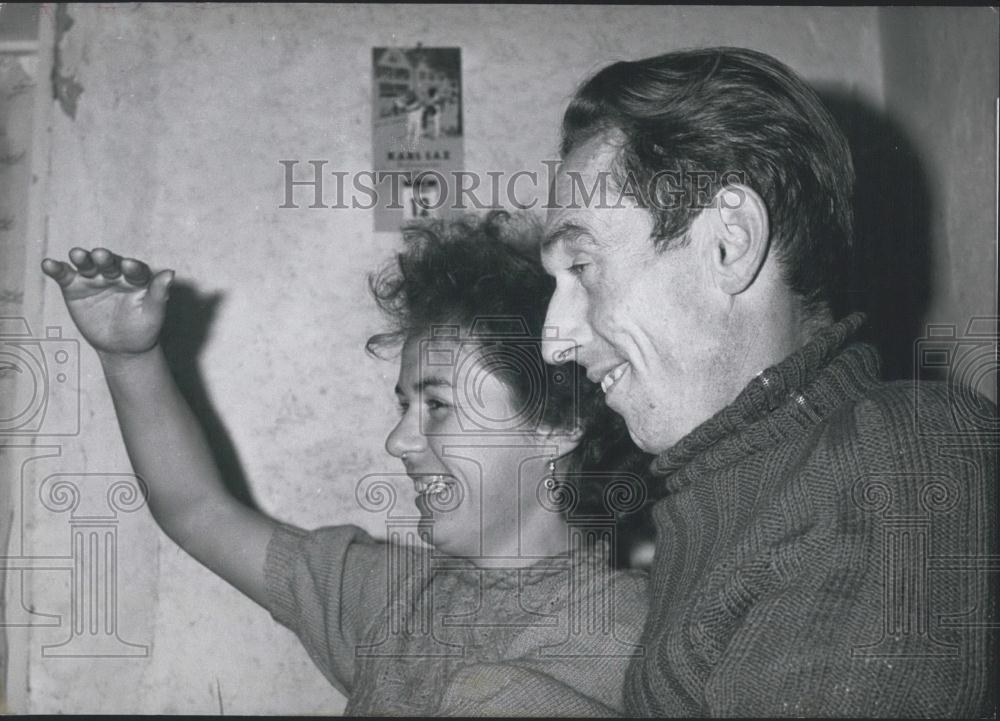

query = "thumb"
[{"left": 147, "top": 269, "right": 175, "bottom": 305}]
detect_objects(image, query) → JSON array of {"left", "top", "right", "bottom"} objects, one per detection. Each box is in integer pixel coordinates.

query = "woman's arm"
[{"left": 42, "top": 247, "right": 276, "bottom": 607}]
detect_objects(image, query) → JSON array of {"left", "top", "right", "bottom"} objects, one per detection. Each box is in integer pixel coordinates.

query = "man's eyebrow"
[{"left": 542, "top": 222, "right": 596, "bottom": 251}]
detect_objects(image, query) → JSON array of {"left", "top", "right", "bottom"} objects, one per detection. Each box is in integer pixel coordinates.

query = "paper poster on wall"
[{"left": 372, "top": 47, "right": 463, "bottom": 232}]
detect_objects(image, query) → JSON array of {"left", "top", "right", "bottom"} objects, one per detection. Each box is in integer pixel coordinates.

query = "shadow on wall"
[
  {"left": 818, "top": 86, "right": 934, "bottom": 383},
  {"left": 158, "top": 282, "right": 258, "bottom": 510}
]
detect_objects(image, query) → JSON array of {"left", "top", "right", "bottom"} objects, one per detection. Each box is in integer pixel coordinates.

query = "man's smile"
[{"left": 600, "top": 361, "right": 630, "bottom": 395}]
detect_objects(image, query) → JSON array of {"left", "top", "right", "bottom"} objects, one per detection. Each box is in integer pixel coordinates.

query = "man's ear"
[{"left": 700, "top": 184, "right": 770, "bottom": 296}]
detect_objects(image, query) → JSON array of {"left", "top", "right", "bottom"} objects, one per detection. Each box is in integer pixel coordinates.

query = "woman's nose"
[{"left": 385, "top": 409, "right": 426, "bottom": 459}]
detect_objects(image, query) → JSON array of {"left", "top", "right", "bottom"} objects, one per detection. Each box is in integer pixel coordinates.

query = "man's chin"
[
  {"left": 615, "top": 400, "right": 676, "bottom": 455},
  {"left": 628, "top": 427, "right": 667, "bottom": 454}
]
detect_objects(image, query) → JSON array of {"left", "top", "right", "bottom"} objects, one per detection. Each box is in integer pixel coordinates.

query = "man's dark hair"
[
  {"left": 561, "top": 47, "right": 855, "bottom": 315},
  {"left": 367, "top": 211, "right": 650, "bottom": 515}
]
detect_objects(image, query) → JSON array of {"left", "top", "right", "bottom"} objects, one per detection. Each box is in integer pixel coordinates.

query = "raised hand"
[
  {"left": 41, "top": 247, "right": 174, "bottom": 356},
  {"left": 43, "top": 248, "right": 277, "bottom": 607}
]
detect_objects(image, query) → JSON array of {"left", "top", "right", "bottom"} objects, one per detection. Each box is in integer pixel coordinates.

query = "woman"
[{"left": 41, "top": 211, "right": 649, "bottom": 716}]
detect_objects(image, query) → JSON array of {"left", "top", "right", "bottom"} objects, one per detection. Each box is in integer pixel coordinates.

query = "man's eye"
[
  {"left": 426, "top": 399, "right": 449, "bottom": 412},
  {"left": 568, "top": 262, "right": 589, "bottom": 277},
  {"left": 396, "top": 400, "right": 409, "bottom": 416}
]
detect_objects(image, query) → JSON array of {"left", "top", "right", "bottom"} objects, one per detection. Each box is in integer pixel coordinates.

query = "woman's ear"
[
  {"left": 697, "top": 183, "right": 770, "bottom": 296},
  {"left": 537, "top": 423, "right": 585, "bottom": 459}
]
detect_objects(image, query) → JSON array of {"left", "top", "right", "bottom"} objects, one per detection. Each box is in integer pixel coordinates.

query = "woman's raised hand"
[{"left": 41, "top": 247, "right": 174, "bottom": 356}]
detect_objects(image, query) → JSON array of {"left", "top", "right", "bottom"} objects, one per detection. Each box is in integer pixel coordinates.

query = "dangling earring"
[{"left": 543, "top": 457, "right": 557, "bottom": 490}]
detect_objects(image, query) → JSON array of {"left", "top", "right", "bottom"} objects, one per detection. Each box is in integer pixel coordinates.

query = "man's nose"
[
  {"left": 541, "top": 286, "right": 589, "bottom": 365},
  {"left": 541, "top": 328, "right": 579, "bottom": 366},
  {"left": 385, "top": 410, "right": 426, "bottom": 459}
]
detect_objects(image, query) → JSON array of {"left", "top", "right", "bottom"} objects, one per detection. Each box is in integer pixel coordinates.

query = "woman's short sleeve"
[{"left": 263, "top": 523, "right": 388, "bottom": 695}]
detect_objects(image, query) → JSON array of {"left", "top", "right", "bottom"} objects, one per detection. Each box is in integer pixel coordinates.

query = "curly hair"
[{"left": 367, "top": 211, "right": 652, "bottom": 518}]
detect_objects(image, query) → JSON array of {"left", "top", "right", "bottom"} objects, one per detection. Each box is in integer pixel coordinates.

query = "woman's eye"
[
  {"left": 396, "top": 401, "right": 409, "bottom": 416},
  {"left": 426, "top": 399, "right": 449, "bottom": 412}
]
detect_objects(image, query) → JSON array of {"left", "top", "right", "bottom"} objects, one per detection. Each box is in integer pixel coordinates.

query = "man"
[{"left": 541, "top": 47, "right": 996, "bottom": 717}]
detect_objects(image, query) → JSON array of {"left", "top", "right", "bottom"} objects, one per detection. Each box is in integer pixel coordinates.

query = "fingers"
[
  {"left": 69, "top": 247, "right": 99, "bottom": 278},
  {"left": 48, "top": 248, "right": 165, "bottom": 289},
  {"left": 40, "top": 258, "right": 77, "bottom": 288},
  {"left": 90, "top": 247, "right": 121, "bottom": 279},
  {"left": 120, "top": 257, "right": 152, "bottom": 286}
]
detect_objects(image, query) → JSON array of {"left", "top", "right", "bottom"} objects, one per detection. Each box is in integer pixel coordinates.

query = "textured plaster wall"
[
  {"left": 879, "top": 7, "right": 999, "bottom": 402},
  {"left": 0, "top": 52, "right": 39, "bottom": 713},
  {"left": 4, "top": 3, "right": 900, "bottom": 714}
]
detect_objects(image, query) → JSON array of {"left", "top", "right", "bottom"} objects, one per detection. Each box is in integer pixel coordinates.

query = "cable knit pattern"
[
  {"left": 265, "top": 524, "right": 648, "bottom": 716},
  {"left": 626, "top": 312, "right": 998, "bottom": 717}
]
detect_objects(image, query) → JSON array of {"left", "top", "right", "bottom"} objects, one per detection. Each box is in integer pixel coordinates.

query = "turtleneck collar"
[{"left": 649, "top": 312, "right": 881, "bottom": 491}]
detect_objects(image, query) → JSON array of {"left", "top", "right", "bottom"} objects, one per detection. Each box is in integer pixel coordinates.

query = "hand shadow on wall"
[
  {"left": 158, "top": 283, "right": 257, "bottom": 510},
  {"left": 817, "top": 87, "right": 933, "bottom": 382}
]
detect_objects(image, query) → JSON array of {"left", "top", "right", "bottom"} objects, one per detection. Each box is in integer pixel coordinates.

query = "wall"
[
  {"left": 5, "top": 3, "right": 990, "bottom": 714},
  {"left": 0, "top": 50, "right": 37, "bottom": 720},
  {"left": 1, "top": 3, "right": 47, "bottom": 711},
  {"left": 878, "top": 6, "right": 998, "bottom": 401}
]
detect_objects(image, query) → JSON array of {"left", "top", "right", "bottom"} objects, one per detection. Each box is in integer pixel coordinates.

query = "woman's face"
[{"left": 385, "top": 332, "right": 570, "bottom": 559}]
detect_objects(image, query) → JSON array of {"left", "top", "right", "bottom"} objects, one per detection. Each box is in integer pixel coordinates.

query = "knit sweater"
[
  {"left": 264, "top": 523, "right": 649, "bottom": 716},
  {"left": 625, "top": 312, "right": 998, "bottom": 717}
]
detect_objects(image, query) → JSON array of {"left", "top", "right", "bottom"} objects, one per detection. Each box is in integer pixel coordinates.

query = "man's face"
[{"left": 541, "top": 136, "right": 731, "bottom": 454}]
